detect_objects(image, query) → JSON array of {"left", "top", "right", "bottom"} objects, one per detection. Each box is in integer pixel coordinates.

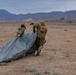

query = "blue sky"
[{"left": 0, "top": 0, "right": 76, "bottom": 14}]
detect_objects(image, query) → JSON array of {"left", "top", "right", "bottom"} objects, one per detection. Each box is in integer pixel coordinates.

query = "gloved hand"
[{"left": 33, "top": 30, "right": 36, "bottom": 33}]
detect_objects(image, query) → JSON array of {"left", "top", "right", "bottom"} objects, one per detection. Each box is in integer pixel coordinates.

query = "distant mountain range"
[{"left": 0, "top": 9, "right": 76, "bottom": 21}]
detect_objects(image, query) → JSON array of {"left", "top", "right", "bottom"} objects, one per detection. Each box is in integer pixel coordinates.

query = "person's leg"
[
  {"left": 36, "top": 38, "right": 46, "bottom": 56},
  {"left": 35, "top": 37, "right": 41, "bottom": 56},
  {"left": 35, "top": 38, "right": 43, "bottom": 56}
]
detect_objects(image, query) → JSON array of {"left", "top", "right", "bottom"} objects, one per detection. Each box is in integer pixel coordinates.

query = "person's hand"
[{"left": 33, "top": 30, "right": 36, "bottom": 33}]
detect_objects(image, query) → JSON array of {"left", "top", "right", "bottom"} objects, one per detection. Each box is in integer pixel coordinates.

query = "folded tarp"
[{"left": 0, "top": 32, "right": 37, "bottom": 62}]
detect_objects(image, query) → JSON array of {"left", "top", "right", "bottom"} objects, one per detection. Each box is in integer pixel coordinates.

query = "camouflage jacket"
[
  {"left": 33, "top": 24, "right": 47, "bottom": 39},
  {"left": 16, "top": 27, "right": 26, "bottom": 36}
]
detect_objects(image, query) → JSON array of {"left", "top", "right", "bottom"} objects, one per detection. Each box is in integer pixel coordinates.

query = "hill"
[{"left": 0, "top": 9, "right": 76, "bottom": 21}]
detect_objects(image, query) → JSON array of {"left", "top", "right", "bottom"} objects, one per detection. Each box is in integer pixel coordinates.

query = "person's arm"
[
  {"left": 45, "top": 27, "right": 47, "bottom": 36},
  {"left": 33, "top": 25, "right": 35, "bottom": 31},
  {"left": 25, "top": 26, "right": 26, "bottom": 29},
  {"left": 33, "top": 24, "right": 38, "bottom": 33},
  {"left": 15, "top": 28, "right": 20, "bottom": 37}
]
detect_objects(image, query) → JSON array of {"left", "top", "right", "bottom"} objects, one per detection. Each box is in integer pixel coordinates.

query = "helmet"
[
  {"left": 21, "top": 24, "right": 25, "bottom": 27},
  {"left": 21, "top": 24, "right": 26, "bottom": 28},
  {"left": 40, "top": 21, "right": 45, "bottom": 26}
]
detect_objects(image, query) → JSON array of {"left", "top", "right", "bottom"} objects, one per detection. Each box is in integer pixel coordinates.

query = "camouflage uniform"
[
  {"left": 16, "top": 25, "right": 26, "bottom": 37},
  {"left": 33, "top": 21, "right": 47, "bottom": 56}
]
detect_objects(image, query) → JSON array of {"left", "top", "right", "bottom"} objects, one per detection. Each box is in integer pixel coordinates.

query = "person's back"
[
  {"left": 38, "top": 23, "right": 47, "bottom": 39},
  {"left": 33, "top": 22, "right": 47, "bottom": 39}
]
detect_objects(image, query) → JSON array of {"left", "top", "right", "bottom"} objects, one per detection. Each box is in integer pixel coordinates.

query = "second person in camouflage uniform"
[
  {"left": 16, "top": 24, "right": 26, "bottom": 37},
  {"left": 33, "top": 21, "right": 47, "bottom": 56}
]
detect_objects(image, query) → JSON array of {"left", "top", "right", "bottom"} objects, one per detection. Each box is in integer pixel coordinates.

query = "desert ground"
[{"left": 0, "top": 21, "right": 76, "bottom": 75}]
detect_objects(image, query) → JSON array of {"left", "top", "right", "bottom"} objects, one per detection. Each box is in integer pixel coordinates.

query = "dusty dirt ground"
[{"left": 0, "top": 22, "right": 76, "bottom": 75}]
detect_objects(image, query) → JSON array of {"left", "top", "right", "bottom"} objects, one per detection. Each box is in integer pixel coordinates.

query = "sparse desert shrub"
[
  {"left": 53, "top": 73, "right": 62, "bottom": 75},
  {"left": 44, "top": 71, "right": 50, "bottom": 74},
  {"left": 34, "top": 72, "right": 42, "bottom": 75},
  {"left": 68, "top": 20, "right": 73, "bottom": 23},
  {"left": 75, "top": 68, "right": 76, "bottom": 70},
  {"left": 65, "top": 54, "right": 69, "bottom": 58},
  {"left": 23, "top": 68, "right": 37, "bottom": 73},
  {"left": 64, "top": 29, "right": 68, "bottom": 31},
  {"left": 50, "top": 56, "right": 54, "bottom": 60},
  {"left": 0, "top": 62, "right": 8, "bottom": 66},
  {"left": 66, "top": 40, "right": 71, "bottom": 42},
  {"left": 60, "top": 17, "right": 65, "bottom": 20},
  {"left": 6, "top": 74, "right": 12, "bottom": 75},
  {"left": 50, "top": 58, "right": 53, "bottom": 60},
  {"left": 51, "top": 48, "right": 57, "bottom": 51}
]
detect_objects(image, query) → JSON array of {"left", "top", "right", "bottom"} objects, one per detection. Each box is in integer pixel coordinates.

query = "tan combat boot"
[
  {"left": 23, "top": 54, "right": 26, "bottom": 56},
  {"left": 35, "top": 46, "right": 43, "bottom": 56},
  {"left": 35, "top": 50, "right": 41, "bottom": 56}
]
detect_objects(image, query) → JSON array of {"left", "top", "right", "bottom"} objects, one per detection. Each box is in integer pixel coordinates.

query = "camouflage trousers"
[
  {"left": 35, "top": 37, "right": 45, "bottom": 50},
  {"left": 34, "top": 37, "right": 46, "bottom": 56}
]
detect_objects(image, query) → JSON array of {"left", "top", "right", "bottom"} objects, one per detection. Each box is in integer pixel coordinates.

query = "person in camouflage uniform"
[
  {"left": 33, "top": 21, "right": 47, "bottom": 56},
  {"left": 16, "top": 24, "right": 26, "bottom": 57},
  {"left": 16, "top": 24, "right": 26, "bottom": 37}
]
